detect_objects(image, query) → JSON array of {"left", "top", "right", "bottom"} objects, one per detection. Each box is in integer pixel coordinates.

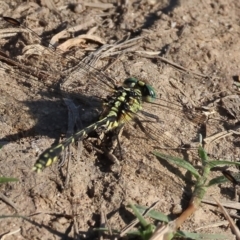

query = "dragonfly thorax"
[
  {"left": 104, "top": 86, "right": 143, "bottom": 123},
  {"left": 123, "top": 77, "right": 156, "bottom": 103}
]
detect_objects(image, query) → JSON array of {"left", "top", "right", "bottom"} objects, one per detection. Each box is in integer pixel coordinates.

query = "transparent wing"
[
  {"left": 122, "top": 94, "right": 240, "bottom": 162},
  {"left": 120, "top": 98, "right": 204, "bottom": 161},
  {"left": 0, "top": 17, "right": 118, "bottom": 98}
]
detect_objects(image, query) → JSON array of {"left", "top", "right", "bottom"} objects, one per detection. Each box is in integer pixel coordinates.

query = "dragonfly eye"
[
  {"left": 123, "top": 77, "right": 138, "bottom": 88},
  {"left": 124, "top": 77, "right": 156, "bottom": 102},
  {"left": 143, "top": 84, "right": 156, "bottom": 102}
]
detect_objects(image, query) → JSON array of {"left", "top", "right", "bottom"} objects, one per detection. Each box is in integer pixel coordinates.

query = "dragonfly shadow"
[
  {"left": 0, "top": 87, "right": 101, "bottom": 149},
  {"left": 220, "top": 185, "right": 235, "bottom": 200},
  {"left": 155, "top": 153, "right": 194, "bottom": 199},
  {"left": 157, "top": 154, "right": 194, "bottom": 181}
]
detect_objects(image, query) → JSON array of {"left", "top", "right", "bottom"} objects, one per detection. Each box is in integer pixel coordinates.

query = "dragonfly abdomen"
[
  {"left": 33, "top": 85, "right": 145, "bottom": 172},
  {"left": 33, "top": 115, "right": 116, "bottom": 172}
]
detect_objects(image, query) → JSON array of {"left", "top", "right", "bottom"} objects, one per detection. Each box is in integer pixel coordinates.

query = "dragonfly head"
[{"left": 123, "top": 77, "right": 156, "bottom": 103}]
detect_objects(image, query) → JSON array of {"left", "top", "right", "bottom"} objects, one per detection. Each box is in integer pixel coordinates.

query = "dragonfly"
[{"left": 0, "top": 16, "right": 235, "bottom": 173}]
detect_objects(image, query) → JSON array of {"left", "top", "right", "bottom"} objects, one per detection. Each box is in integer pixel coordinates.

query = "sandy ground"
[{"left": 0, "top": 0, "right": 240, "bottom": 239}]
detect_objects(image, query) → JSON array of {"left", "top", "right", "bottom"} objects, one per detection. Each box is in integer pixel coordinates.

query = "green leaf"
[
  {"left": 198, "top": 146, "right": 208, "bottom": 162},
  {"left": 177, "top": 230, "right": 228, "bottom": 239},
  {"left": 233, "top": 82, "right": 240, "bottom": 87},
  {"left": 132, "top": 205, "right": 170, "bottom": 223},
  {"left": 0, "top": 214, "right": 26, "bottom": 219},
  {"left": 207, "top": 160, "right": 240, "bottom": 169},
  {"left": 207, "top": 175, "right": 228, "bottom": 187},
  {"left": 153, "top": 152, "right": 200, "bottom": 179},
  {"left": 0, "top": 177, "right": 18, "bottom": 184},
  {"left": 129, "top": 203, "right": 149, "bottom": 228}
]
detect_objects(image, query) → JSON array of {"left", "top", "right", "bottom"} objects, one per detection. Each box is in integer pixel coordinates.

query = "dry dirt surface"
[{"left": 0, "top": 0, "right": 240, "bottom": 239}]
